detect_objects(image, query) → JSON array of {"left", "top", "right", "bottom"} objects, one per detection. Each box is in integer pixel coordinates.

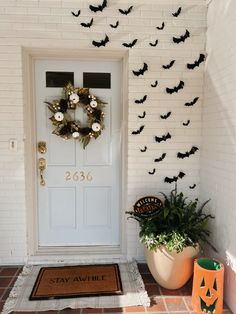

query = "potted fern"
[{"left": 126, "top": 185, "right": 216, "bottom": 289}]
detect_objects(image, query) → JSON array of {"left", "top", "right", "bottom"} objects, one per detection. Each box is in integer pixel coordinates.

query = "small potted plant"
[{"left": 126, "top": 185, "right": 216, "bottom": 289}]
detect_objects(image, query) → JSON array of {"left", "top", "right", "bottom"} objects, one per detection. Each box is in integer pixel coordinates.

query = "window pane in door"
[
  {"left": 46, "top": 71, "right": 74, "bottom": 87},
  {"left": 83, "top": 72, "right": 111, "bottom": 89}
]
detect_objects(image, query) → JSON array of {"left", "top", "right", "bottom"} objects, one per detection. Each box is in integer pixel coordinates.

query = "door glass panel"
[
  {"left": 46, "top": 71, "right": 74, "bottom": 87},
  {"left": 83, "top": 72, "right": 111, "bottom": 89}
]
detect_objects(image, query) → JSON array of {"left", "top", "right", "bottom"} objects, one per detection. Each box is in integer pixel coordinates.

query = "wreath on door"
[{"left": 46, "top": 83, "right": 106, "bottom": 148}]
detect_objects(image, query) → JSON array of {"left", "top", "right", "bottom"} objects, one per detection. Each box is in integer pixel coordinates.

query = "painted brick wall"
[
  {"left": 200, "top": 1, "right": 236, "bottom": 312},
  {"left": 0, "top": 0, "right": 206, "bottom": 264}
]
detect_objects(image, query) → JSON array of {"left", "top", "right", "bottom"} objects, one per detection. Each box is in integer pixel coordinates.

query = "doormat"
[
  {"left": 30, "top": 264, "right": 122, "bottom": 300},
  {"left": 1, "top": 260, "right": 150, "bottom": 314}
]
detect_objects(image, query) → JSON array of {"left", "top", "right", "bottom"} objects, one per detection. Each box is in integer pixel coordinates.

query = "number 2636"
[{"left": 65, "top": 171, "right": 93, "bottom": 182}]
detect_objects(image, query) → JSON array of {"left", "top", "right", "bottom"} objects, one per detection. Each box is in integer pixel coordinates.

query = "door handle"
[{"left": 38, "top": 158, "right": 46, "bottom": 186}]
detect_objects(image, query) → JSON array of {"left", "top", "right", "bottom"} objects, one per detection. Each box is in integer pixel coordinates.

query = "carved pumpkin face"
[{"left": 192, "top": 258, "right": 224, "bottom": 314}]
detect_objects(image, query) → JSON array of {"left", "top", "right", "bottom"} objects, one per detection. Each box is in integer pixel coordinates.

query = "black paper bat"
[
  {"left": 173, "top": 29, "right": 190, "bottom": 44},
  {"left": 177, "top": 146, "right": 199, "bottom": 159},
  {"left": 183, "top": 120, "right": 190, "bottom": 126},
  {"left": 172, "top": 7, "right": 182, "bottom": 17},
  {"left": 132, "top": 125, "right": 145, "bottom": 135},
  {"left": 154, "top": 153, "right": 166, "bottom": 162},
  {"left": 156, "top": 22, "right": 165, "bottom": 30},
  {"left": 71, "top": 10, "right": 81, "bottom": 17},
  {"left": 148, "top": 168, "right": 156, "bottom": 175},
  {"left": 163, "top": 60, "right": 175, "bottom": 69},
  {"left": 189, "top": 184, "right": 196, "bottom": 189},
  {"left": 123, "top": 39, "right": 138, "bottom": 48},
  {"left": 149, "top": 40, "right": 158, "bottom": 47},
  {"left": 81, "top": 18, "right": 93, "bottom": 28},
  {"left": 138, "top": 111, "right": 146, "bottom": 119},
  {"left": 135, "top": 95, "right": 147, "bottom": 104},
  {"left": 140, "top": 146, "right": 147, "bottom": 152},
  {"left": 166, "top": 80, "right": 184, "bottom": 94},
  {"left": 160, "top": 111, "right": 171, "bottom": 119},
  {"left": 119, "top": 6, "right": 133, "bottom": 15},
  {"left": 187, "top": 54, "right": 206, "bottom": 70},
  {"left": 92, "top": 34, "right": 109, "bottom": 47},
  {"left": 164, "top": 171, "right": 185, "bottom": 183},
  {"left": 89, "top": 0, "right": 107, "bottom": 12},
  {"left": 132, "top": 63, "right": 148, "bottom": 76},
  {"left": 155, "top": 132, "right": 171, "bottom": 143},
  {"left": 151, "top": 80, "right": 158, "bottom": 87},
  {"left": 185, "top": 97, "right": 199, "bottom": 106},
  {"left": 110, "top": 21, "right": 119, "bottom": 28}
]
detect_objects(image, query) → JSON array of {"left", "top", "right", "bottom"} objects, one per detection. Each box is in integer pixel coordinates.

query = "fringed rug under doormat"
[{"left": 1, "top": 260, "right": 150, "bottom": 313}]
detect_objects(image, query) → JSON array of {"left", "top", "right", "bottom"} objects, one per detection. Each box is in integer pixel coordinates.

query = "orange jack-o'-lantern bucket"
[{"left": 192, "top": 258, "right": 224, "bottom": 314}]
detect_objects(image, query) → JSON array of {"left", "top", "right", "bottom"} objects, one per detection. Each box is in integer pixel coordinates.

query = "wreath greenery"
[{"left": 46, "top": 83, "right": 106, "bottom": 148}]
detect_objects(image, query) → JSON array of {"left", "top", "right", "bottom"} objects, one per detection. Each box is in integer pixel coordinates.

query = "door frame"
[{"left": 22, "top": 47, "right": 128, "bottom": 260}]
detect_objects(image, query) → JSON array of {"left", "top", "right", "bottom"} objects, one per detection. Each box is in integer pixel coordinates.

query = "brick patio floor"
[{"left": 0, "top": 264, "right": 233, "bottom": 314}]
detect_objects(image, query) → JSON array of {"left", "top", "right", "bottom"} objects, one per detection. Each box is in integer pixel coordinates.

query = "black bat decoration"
[
  {"left": 172, "top": 7, "right": 182, "bottom": 17},
  {"left": 166, "top": 80, "right": 184, "bottom": 94},
  {"left": 122, "top": 39, "right": 138, "bottom": 48},
  {"left": 154, "top": 153, "right": 166, "bottom": 162},
  {"left": 160, "top": 111, "right": 171, "bottom": 119},
  {"left": 185, "top": 97, "right": 199, "bottom": 106},
  {"left": 177, "top": 146, "right": 199, "bottom": 159},
  {"left": 89, "top": 0, "right": 107, "bottom": 12},
  {"left": 132, "top": 63, "right": 148, "bottom": 76},
  {"left": 183, "top": 120, "right": 190, "bottom": 126},
  {"left": 132, "top": 125, "right": 145, "bottom": 135},
  {"left": 187, "top": 54, "right": 206, "bottom": 70},
  {"left": 164, "top": 171, "right": 185, "bottom": 183},
  {"left": 163, "top": 60, "right": 175, "bottom": 69},
  {"left": 140, "top": 146, "right": 147, "bottom": 152},
  {"left": 119, "top": 6, "right": 133, "bottom": 15},
  {"left": 149, "top": 40, "right": 158, "bottom": 47},
  {"left": 81, "top": 18, "right": 93, "bottom": 28},
  {"left": 138, "top": 111, "right": 146, "bottom": 119},
  {"left": 148, "top": 168, "right": 156, "bottom": 175},
  {"left": 92, "top": 34, "right": 109, "bottom": 47},
  {"left": 110, "top": 21, "right": 119, "bottom": 28},
  {"left": 71, "top": 10, "right": 81, "bottom": 17},
  {"left": 189, "top": 184, "right": 196, "bottom": 189},
  {"left": 151, "top": 80, "right": 158, "bottom": 87},
  {"left": 135, "top": 95, "right": 147, "bottom": 104},
  {"left": 173, "top": 29, "right": 190, "bottom": 44},
  {"left": 155, "top": 132, "right": 171, "bottom": 143},
  {"left": 156, "top": 22, "right": 165, "bottom": 30}
]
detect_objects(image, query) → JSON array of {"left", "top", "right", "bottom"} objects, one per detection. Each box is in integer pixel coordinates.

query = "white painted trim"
[{"left": 22, "top": 47, "right": 128, "bottom": 261}]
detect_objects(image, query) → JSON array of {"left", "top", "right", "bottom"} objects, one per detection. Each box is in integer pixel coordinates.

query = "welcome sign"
[{"left": 134, "top": 196, "right": 163, "bottom": 216}]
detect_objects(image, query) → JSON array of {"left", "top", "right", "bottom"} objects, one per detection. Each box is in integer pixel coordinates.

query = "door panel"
[{"left": 35, "top": 59, "right": 121, "bottom": 247}]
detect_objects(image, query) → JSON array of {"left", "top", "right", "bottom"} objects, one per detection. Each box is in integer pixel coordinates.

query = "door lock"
[
  {"left": 38, "top": 141, "right": 47, "bottom": 154},
  {"left": 38, "top": 158, "right": 46, "bottom": 186}
]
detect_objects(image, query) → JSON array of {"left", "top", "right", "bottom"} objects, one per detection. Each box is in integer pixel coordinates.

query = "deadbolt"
[{"left": 38, "top": 141, "right": 47, "bottom": 154}]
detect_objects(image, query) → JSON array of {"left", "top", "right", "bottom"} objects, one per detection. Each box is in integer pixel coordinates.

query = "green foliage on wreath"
[{"left": 46, "top": 83, "right": 106, "bottom": 148}]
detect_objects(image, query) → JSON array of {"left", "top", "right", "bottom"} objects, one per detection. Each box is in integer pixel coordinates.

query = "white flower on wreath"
[
  {"left": 92, "top": 122, "right": 101, "bottom": 132},
  {"left": 72, "top": 131, "right": 80, "bottom": 138},
  {"left": 54, "top": 112, "right": 64, "bottom": 121},
  {"left": 69, "top": 93, "right": 80, "bottom": 104},
  {"left": 90, "top": 99, "right": 98, "bottom": 108}
]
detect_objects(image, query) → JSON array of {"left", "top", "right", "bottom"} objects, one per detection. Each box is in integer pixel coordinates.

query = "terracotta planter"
[{"left": 144, "top": 245, "right": 200, "bottom": 289}]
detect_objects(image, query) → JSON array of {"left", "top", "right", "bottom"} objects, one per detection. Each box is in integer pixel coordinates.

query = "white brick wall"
[
  {"left": 0, "top": 0, "right": 206, "bottom": 264},
  {"left": 200, "top": 1, "right": 236, "bottom": 312}
]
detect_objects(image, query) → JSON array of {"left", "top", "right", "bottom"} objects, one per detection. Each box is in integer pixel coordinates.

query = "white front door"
[{"left": 35, "top": 59, "right": 122, "bottom": 247}]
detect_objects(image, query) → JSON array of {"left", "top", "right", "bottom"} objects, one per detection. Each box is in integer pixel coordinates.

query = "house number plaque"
[{"left": 65, "top": 171, "right": 93, "bottom": 182}]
